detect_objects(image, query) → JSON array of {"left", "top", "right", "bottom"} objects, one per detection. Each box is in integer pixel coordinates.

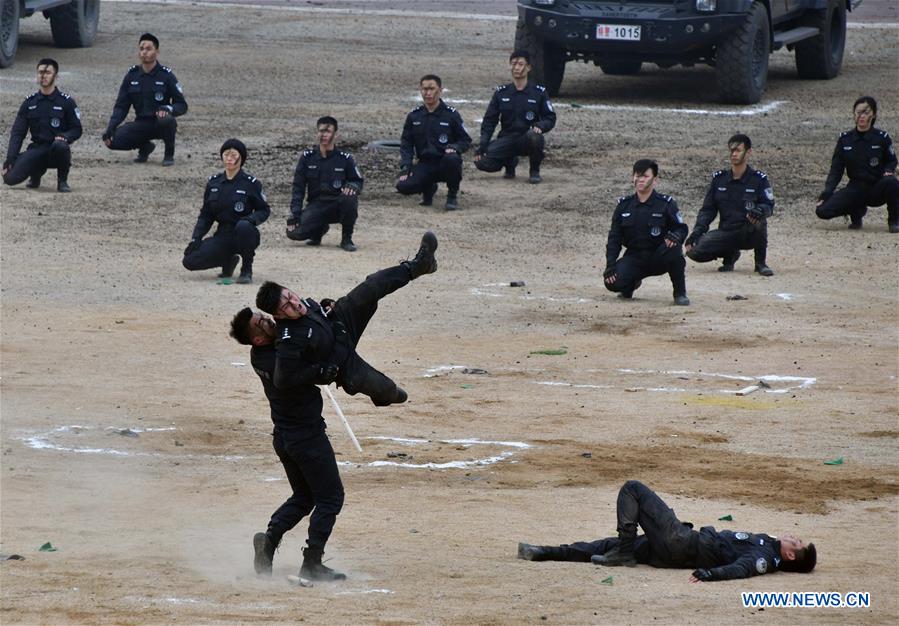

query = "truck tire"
[
  {"left": 0, "top": 0, "right": 20, "bottom": 68},
  {"left": 795, "top": 0, "right": 846, "bottom": 79},
  {"left": 598, "top": 59, "right": 642, "bottom": 76},
  {"left": 514, "top": 16, "right": 566, "bottom": 97},
  {"left": 49, "top": 0, "right": 100, "bottom": 48},
  {"left": 715, "top": 1, "right": 769, "bottom": 104}
]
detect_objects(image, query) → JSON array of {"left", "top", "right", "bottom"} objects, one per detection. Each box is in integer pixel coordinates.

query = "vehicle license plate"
[{"left": 596, "top": 24, "right": 641, "bottom": 41}]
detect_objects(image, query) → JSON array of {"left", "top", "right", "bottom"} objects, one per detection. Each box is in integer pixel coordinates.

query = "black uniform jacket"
[
  {"left": 250, "top": 344, "right": 325, "bottom": 437},
  {"left": 698, "top": 528, "right": 784, "bottom": 581},
  {"left": 606, "top": 191, "right": 688, "bottom": 266},
  {"left": 5, "top": 88, "right": 82, "bottom": 165},
  {"left": 400, "top": 100, "right": 471, "bottom": 169},
  {"left": 290, "top": 148, "right": 364, "bottom": 217},
  {"left": 273, "top": 299, "right": 350, "bottom": 390},
  {"left": 106, "top": 63, "right": 188, "bottom": 132},
  {"left": 479, "top": 81, "right": 556, "bottom": 148},
  {"left": 190, "top": 169, "right": 270, "bottom": 239},
  {"left": 694, "top": 167, "right": 774, "bottom": 234},
  {"left": 822, "top": 127, "right": 897, "bottom": 195}
]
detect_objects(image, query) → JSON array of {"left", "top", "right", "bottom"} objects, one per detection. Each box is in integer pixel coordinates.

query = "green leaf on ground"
[
  {"left": 823, "top": 456, "right": 844, "bottom": 465},
  {"left": 529, "top": 347, "right": 568, "bottom": 356},
  {"left": 600, "top": 576, "right": 613, "bottom": 585},
  {"left": 38, "top": 542, "right": 57, "bottom": 552}
]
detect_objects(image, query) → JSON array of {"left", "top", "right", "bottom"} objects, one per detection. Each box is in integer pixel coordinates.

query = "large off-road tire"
[
  {"left": 49, "top": 0, "right": 100, "bottom": 48},
  {"left": 0, "top": 0, "right": 20, "bottom": 68},
  {"left": 795, "top": 0, "right": 846, "bottom": 79},
  {"left": 715, "top": 1, "right": 770, "bottom": 104},
  {"left": 598, "top": 59, "right": 642, "bottom": 76},
  {"left": 514, "top": 16, "right": 566, "bottom": 97}
]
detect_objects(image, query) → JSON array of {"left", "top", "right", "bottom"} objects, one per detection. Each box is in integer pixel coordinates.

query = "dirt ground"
[{"left": 1, "top": 1, "right": 898, "bottom": 624}]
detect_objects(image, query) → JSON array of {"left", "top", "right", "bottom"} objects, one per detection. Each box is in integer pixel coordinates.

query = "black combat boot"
[
  {"left": 340, "top": 227, "right": 357, "bottom": 252},
  {"left": 503, "top": 157, "right": 518, "bottom": 179},
  {"left": 134, "top": 142, "right": 155, "bottom": 163},
  {"left": 718, "top": 250, "right": 740, "bottom": 272},
  {"left": 591, "top": 532, "right": 637, "bottom": 567},
  {"left": 237, "top": 259, "right": 253, "bottom": 284},
  {"left": 401, "top": 231, "right": 438, "bottom": 279},
  {"left": 253, "top": 531, "right": 279, "bottom": 576},
  {"left": 517, "top": 543, "right": 567, "bottom": 561},
  {"left": 162, "top": 145, "right": 175, "bottom": 167},
  {"left": 57, "top": 178, "right": 71, "bottom": 193},
  {"left": 218, "top": 254, "right": 240, "bottom": 279},
  {"left": 300, "top": 545, "right": 346, "bottom": 581},
  {"left": 420, "top": 183, "right": 438, "bottom": 206},
  {"left": 528, "top": 169, "right": 542, "bottom": 184},
  {"left": 445, "top": 188, "right": 459, "bottom": 211},
  {"left": 888, "top": 210, "right": 898, "bottom": 233},
  {"left": 754, "top": 263, "right": 774, "bottom": 277}
]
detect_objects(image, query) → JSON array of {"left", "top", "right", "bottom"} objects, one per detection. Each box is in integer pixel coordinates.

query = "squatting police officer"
[
  {"left": 183, "top": 139, "right": 270, "bottom": 284},
  {"left": 396, "top": 74, "right": 471, "bottom": 211},
  {"left": 604, "top": 159, "right": 689, "bottom": 306},
  {"left": 815, "top": 96, "right": 898, "bottom": 232},
  {"left": 685, "top": 134, "right": 775, "bottom": 276},
  {"left": 3, "top": 58, "right": 81, "bottom": 192},
  {"left": 475, "top": 50, "right": 556, "bottom": 184},
  {"left": 286, "top": 116, "right": 364, "bottom": 252},
  {"left": 103, "top": 33, "right": 188, "bottom": 166}
]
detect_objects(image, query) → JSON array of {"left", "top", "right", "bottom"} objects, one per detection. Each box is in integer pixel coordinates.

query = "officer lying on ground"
[{"left": 518, "top": 480, "right": 816, "bottom": 582}]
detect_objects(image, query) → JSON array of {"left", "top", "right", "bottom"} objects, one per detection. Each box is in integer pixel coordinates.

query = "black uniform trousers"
[
  {"left": 396, "top": 154, "right": 462, "bottom": 195},
  {"left": 182, "top": 221, "right": 260, "bottom": 270},
  {"left": 3, "top": 141, "right": 71, "bottom": 185},
  {"left": 108, "top": 116, "right": 177, "bottom": 155},
  {"left": 816, "top": 178, "right": 899, "bottom": 223},
  {"left": 331, "top": 264, "right": 411, "bottom": 406},
  {"left": 475, "top": 130, "right": 545, "bottom": 173},
  {"left": 686, "top": 222, "right": 768, "bottom": 266},
  {"left": 605, "top": 246, "right": 687, "bottom": 297},
  {"left": 268, "top": 428, "right": 344, "bottom": 550},
  {"left": 289, "top": 195, "right": 358, "bottom": 242}
]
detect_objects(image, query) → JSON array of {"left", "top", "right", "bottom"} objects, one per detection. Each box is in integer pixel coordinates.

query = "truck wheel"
[
  {"left": 716, "top": 1, "right": 769, "bottom": 104},
  {"left": 49, "top": 0, "right": 100, "bottom": 48},
  {"left": 0, "top": 0, "right": 20, "bottom": 68},
  {"left": 514, "top": 16, "right": 566, "bottom": 97},
  {"left": 795, "top": 0, "right": 846, "bottom": 79},
  {"left": 598, "top": 59, "right": 642, "bottom": 76}
]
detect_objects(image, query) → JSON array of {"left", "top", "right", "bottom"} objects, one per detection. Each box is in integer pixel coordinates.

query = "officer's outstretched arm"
[{"left": 704, "top": 555, "right": 759, "bottom": 581}]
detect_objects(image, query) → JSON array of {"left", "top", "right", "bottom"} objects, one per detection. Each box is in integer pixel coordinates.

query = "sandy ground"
[{"left": 2, "top": 1, "right": 898, "bottom": 624}]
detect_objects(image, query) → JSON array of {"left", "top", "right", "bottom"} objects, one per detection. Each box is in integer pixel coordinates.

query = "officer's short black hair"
[
  {"left": 220, "top": 138, "right": 247, "bottom": 166},
  {"left": 632, "top": 159, "right": 658, "bottom": 177},
  {"left": 510, "top": 50, "right": 531, "bottom": 64},
  {"left": 317, "top": 116, "right": 338, "bottom": 131},
  {"left": 37, "top": 58, "right": 58, "bottom": 72},
  {"left": 257, "top": 281, "right": 286, "bottom": 316},
  {"left": 139, "top": 33, "right": 159, "bottom": 49},
  {"left": 852, "top": 95, "right": 877, "bottom": 123},
  {"left": 728, "top": 133, "right": 752, "bottom": 150},
  {"left": 420, "top": 74, "right": 442, "bottom": 88},
  {"left": 230, "top": 307, "right": 255, "bottom": 345},
  {"left": 780, "top": 543, "right": 816, "bottom": 574}
]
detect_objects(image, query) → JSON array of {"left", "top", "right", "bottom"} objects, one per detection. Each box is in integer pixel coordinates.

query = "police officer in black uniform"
[
  {"left": 604, "top": 160, "right": 689, "bottom": 306},
  {"left": 396, "top": 75, "right": 471, "bottom": 211},
  {"left": 474, "top": 50, "right": 556, "bottom": 184},
  {"left": 254, "top": 232, "right": 439, "bottom": 407},
  {"left": 815, "top": 96, "right": 899, "bottom": 232},
  {"left": 102, "top": 33, "right": 188, "bottom": 166},
  {"left": 685, "top": 134, "right": 775, "bottom": 276},
  {"left": 3, "top": 58, "right": 81, "bottom": 192},
  {"left": 517, "top": 480, "right": 818, "bottom": 583},
  {"left": 229, "top": 308, "right": 347, "bottom": 582},
  {"left": 286, "top": 116, "right": 364, "bottom": 252},
  {"left": 183, "top": 139, "right": 270, "bottom": 284}
]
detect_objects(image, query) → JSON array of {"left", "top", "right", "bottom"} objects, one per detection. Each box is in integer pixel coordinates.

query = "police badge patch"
[
  {"left": 765, "top": 188, "right": 774, "bottom": 201},
  {"left": 234, "top": 201, "right": 245, "bottom": 212},
  {"left": 744, "top": 201, "right": 755, "bottom": 210},
  {"left": 74, "top": 107, "right": 81, "bottom": 120},
  {"left": 525, "top": 111, "right": 535, "bottom": 121},
  {"left": 755, "top": 558, "right": 768, "bottom": 574},
  {"left": 438, "top": 133, "right": 448, "bottom": 144},
  {"left": 50, "top": 118, "right": 60, "bottom": 128},
  {"left": 735, "top": 532, "right": 750, "bottom": 540},
  {"left": 176, "top": 82, "right": 183, "bottom": 94},
  {"left": 650, "top": 226, "right": 661, "bottom": 236},
  {"left": 870, "top": 157, "right": 880, "bottom": 167},
  {"left": 332, "top": 179, "right": 342, "bottom": 188},
  {"left": 155, "top": 92, "right": 164, "bottom": 101}
]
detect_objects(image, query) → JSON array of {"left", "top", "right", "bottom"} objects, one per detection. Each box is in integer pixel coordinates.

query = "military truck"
[
  {"left": 0, "top": 0, "right": 100, "bottom": 68},
  {"left": 514, "top": 0, "right": 860, "bottom": 104}
]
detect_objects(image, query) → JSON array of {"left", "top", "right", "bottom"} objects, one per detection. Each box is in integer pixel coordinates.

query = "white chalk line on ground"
[{"left": 343, "top": 436, "right": 530, "bottom": 470}]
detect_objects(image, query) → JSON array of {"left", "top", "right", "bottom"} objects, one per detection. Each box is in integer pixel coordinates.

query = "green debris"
[
  {"left": 217, "top": 278, "right": 233, "bottom": 285},
  {"left": 38, "top": 542, "right": 57, "bottom": 552},
  {"left": 570, "top": 102, "right": 583, "bottom": 109},
  {"left": 530, "top": 347, "right": 568, "bottom": 356},
  {"left": 460, "top": 384, "right": 474, "bottom": 389},
  {"left": 823, "top": 456, "right": 844, "bottom": 466},
  {"left": 600, "top": 575, "right": 613, "bottom": 585},
  {"left": 718, "top": 514, "right": 733, "bottom": 521}
]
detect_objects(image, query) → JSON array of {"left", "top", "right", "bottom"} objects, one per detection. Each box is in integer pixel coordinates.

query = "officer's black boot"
[
  {"left": 340, "top": 234, "right": 357, "bottom": 252},
  {"left": 420, "top": 183, "right": 438, "bottom": 206},
  {"left": 590, "top": 531, "right": 637, "bottom": 567},
  {"left": 300, "top": 545, "right": 346, "bottom": 581},
  {"left": 162, "top": 141, "right": 175, "bottom": 167},
  {"left": 401, "top": 231, "right": 438, "bottom": 279},
  {"left": 134, "top": 142, "right": 155, "bottom": 163},
  {"left": 503, "top": 157, "right": 518, "bottom": 179},
  {"left": 517, "top": 543, "right": 567, "bottom": 561},
  {"left": 445, "top": 187, "right": 459, "bottom": 211},
  {"left": 253, "top": 531, "right": 279, "bottom": 576},
  {"left": 718, "top": 250, "right": 740, "bottom": 272},
  {"left": 888, "top": 207, "right": 899, "bottom": 233},
  {"left": 237, "top": 259, "right": 253, "bottom": 284},
  {"left": 57, "top": 164, "right": 71, "bottom": 192},
  {"left": 754, "top": 252, "right": 774, "bottom": 276},
  {"left": 218, "top": 254, "right": 240, "bottom": 279}
]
